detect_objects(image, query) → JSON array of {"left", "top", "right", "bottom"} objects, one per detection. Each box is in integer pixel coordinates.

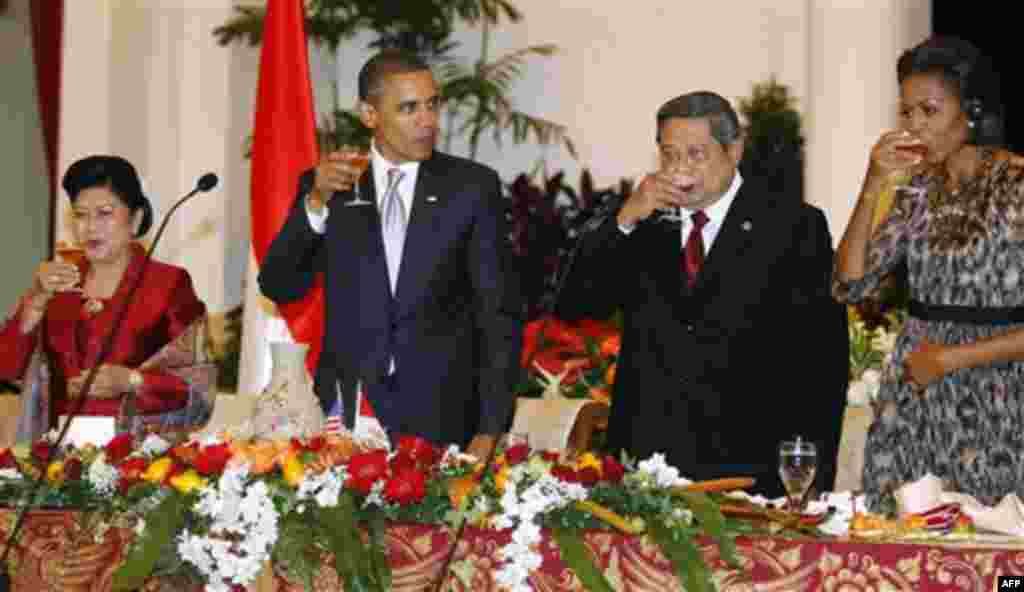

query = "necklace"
[{"left": 83, "top": 297, "right": 104, "bottom": 316}]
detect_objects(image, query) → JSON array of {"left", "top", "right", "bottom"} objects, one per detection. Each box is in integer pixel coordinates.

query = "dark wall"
[{"left": 932, "top": 1, "right": 1022, "bottom": 153}]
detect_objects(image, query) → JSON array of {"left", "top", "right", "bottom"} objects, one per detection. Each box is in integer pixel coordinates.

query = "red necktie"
[{"left": 683, "top": 210, "right": 709, "bottom": 288}]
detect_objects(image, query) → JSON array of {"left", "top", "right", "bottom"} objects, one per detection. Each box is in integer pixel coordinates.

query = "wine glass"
[
  {"left": 340, "top": 144, "right": 372, "bottom": 206},
  {"left": 56, "top": 240, "right": 87, "bottom": 289},
  {"left": 778, "top": 437, "right": 817, "bottom": 512}
]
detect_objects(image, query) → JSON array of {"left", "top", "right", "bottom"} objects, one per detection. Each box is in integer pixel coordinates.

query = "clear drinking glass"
[
  {"left": 340, "top": 144, "right": 372, "bottom": 206},
  {"left": 778, "top": 437, "right": 817, "bottom": 512},
  {"left": 56, "top": 240, "right": 87, "bottom": 289}
]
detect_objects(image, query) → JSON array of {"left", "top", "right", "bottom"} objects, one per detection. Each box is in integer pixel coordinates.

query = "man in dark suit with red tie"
[
  {"left": 558, "top": 91, "right": 848, "bottom": 495},
  {"left": 259, "top": 51, "right": 522, "bottom": 461}
]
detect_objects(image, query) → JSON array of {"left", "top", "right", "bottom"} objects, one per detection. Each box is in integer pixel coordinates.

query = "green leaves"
[
  {"left": 111, "top": 492, "right": 187, "bottom": 592},
  {"left": 649, "top": 520, "right": 715, "bottom": 592},
  {"left": 674, "top": 491, "right": 739, "bottom": 569},
  {"left": 551, "top": 528, "right": 616, "bottom": 592},
  {"left": 317, "top": 492, "right": 392, "bottom": 592}
]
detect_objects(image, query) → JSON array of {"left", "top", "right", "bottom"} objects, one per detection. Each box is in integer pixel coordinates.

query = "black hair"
[
  {"left": 897, "top": 36, "right": 1004, "bottom": 146},
  {"left": 357, "top": 50, "right": 431, "bottom": 103},
  {"left": 61, "top": 155, "right": 154, "bottom": 238},
  {"left": 656, "top": 91, "right": 742, "bottom": 146}
]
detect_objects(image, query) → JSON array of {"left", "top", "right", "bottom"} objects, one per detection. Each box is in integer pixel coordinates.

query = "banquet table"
[{"left": 2, "top": 508, "right": 1023, "bottom": 592}]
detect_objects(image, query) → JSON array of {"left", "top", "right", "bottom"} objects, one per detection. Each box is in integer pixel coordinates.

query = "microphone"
[{"left": 0, "top": 172, "right": 218, "bottom": 592}]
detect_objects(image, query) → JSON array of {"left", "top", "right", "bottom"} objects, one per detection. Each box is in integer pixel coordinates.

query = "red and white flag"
[{"left": 239, "top": 0, "right": 323, "bottom": 393}]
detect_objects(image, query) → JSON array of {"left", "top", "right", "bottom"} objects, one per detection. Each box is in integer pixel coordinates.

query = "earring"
[{"left": 968, "top": 120, "right": 976, "bottom": 129}]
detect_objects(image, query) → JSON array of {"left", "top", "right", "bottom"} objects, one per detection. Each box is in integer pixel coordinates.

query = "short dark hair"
[
  {"left": 656, "top": 91, "right": 742, "bottom": 146},
  {"left": 897, "top": 36, "right": 1004, "bottom": 146},
  {"left": 62, "top": 155, "right": 154, "bottom": 238},
  {"left": 357, "top": 50, "right": 431, "bottom": 103}
]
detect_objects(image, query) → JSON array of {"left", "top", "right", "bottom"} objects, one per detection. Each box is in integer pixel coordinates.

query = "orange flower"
[
  {"left": 282, "top": 451, "right": 305, "bottom": 488},
  {"left": 589, "top": 387, "right": 611, "bottom": 405},
  {"left": 604, "top": 363, "right": 616, "bottom": 385},
  {"left": 447, "top": 475, "right": 479, "bottom": 508},
  {"left": 230, "top": 440, "right": 289, "bottom": 474},
  {"left": 599, "top": 334, "right": 621, "bottom": 358}
]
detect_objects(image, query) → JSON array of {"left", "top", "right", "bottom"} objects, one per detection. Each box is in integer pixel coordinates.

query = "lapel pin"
[
  {"left": 741, "top": 220, "right": 752, "bottom": 232},
  {"left": 426, "top": 195, "right": 439, "bottom": 203}
]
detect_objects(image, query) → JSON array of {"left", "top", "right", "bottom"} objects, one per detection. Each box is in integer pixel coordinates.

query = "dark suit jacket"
[
  {"left": 558, "top": 177, "right": 849, "bottom": 495},
  {"left": 259, "top": 150, "right": 523, "bottom": 447}
]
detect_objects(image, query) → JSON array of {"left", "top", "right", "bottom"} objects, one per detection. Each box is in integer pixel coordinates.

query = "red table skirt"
[{"left": 2, "top": 509, "right": 1022, "bottom": 591}]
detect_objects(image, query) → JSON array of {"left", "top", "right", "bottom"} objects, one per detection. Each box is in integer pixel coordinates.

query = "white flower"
[
  {"left": 0, "top": 469, "right": 22, "bottom": 480},
  {"left": 362, "top": 480, "right": 386, "bottom": 509},
  {"left": 178, "top": 462, "right": 278, "bottom": 590},
  {"left": 847, "top": 369, "right": 882, "bottom": 406},
  {"left": 139, "top": 434, "right": 171, "bottom": 457},
  {"left": 637, "top": 454, "right": 691, "bottom": 487},
  {"left": 87, "top": 453, "right": 119, "bottom": 496},
  {"left": 134, "top": 518, "right": 146, "bottom": 537}
]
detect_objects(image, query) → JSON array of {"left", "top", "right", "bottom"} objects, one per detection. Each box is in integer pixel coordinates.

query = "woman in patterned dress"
[{"left": 834, "top": 36, "right": 1024, "bottom": 508}]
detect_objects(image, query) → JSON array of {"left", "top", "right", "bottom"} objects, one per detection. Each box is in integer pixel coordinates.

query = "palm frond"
[
  {"left": 212, "top": 6, "right": 267, "bottom": 47},
  {"left": 492, "top": 96, "right": 576, "bottom": 158},
  {"left": 443, "top": 0, "right": 522, "bottom": 24},
  {"left": 479, "top": 44, "right": 558, "bottom": 88}
]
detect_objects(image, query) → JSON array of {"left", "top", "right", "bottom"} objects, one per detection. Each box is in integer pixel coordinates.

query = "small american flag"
[
  {"left": 324, "top": 380, "right": 378, "bottom": 434},
  {"left": 324, "top": 393, "right": 343, "bottom": 434}
]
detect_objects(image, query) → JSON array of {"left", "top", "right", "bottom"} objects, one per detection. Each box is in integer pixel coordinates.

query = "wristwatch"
[{"left": 128, "top": 370, "right": 144, "bottom": 392}]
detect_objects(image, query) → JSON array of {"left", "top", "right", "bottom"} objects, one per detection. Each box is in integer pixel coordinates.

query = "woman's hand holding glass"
[
  {"left": 869, "top": 130, "right": 928, "bottom": 184},
  {"left": 33, "top": 258, "right": 81, "bottom": 296}
]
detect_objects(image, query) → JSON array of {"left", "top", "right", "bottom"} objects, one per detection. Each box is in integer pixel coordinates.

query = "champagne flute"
[
  {"left": 56, "top": 240, "right": 87, "bottom": 289},
  {"left": 340, "top": 144, "right": 372, "bottom": 206},
  {"left": 778, "top": 437, "right": 817, "bottom": 512}
]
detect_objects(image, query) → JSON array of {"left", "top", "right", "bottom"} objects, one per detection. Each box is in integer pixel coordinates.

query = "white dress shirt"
[{"left": 619, "top": 170, "right": 743, "bottom": 253}]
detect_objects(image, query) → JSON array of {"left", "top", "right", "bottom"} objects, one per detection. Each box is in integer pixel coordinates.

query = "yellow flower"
[
  {"left": 574, "top": 452, "right": 602, "bottom": 473},
  {"left": 46, "top": 461, "right": 64, "bottom": 484},
  {"left": 282, "top": 451, "right": 305, "bottom": 488},
  {"left": 847, "top": 305, "right": 861, "bottom": 324},
  {"left": 169, "top": 469, "right": 207, "bottom": 494},
  {"left": 142, "top": 457, "right": 174, "bottom": 483},
  {"left": 494, "top": 465, "right": 510, "bottom": 494}
]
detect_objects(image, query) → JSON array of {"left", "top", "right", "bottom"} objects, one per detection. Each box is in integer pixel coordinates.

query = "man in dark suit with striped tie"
[
  {"left": 260, "top": 51, "right": 523, "bottom": 461},
  {"left": 558, "top": 91, "right": 849, "bottom": 496}
]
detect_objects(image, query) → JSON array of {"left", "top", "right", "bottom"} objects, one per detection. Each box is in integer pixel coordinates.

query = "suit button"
[
  {"left": 685, "top": 324, "right": 695, "bottom": 333},
  {"left": 390, "top": 322, "right": 398, "bottom": 331}
]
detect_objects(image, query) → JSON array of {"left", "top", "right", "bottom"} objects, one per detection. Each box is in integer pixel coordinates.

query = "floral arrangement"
[
  {"left": 516, "top": 315, "right": 621, "bottom": 404},
  {"left": 0, "top": 429, "right": 762, "bottom": 592},
  {"left": 847, "top": 305, "right": 903, "bottom": 405}
]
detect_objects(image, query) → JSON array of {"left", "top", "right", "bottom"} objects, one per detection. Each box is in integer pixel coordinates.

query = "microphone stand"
[
  {"left": 429, "top": 208, "right": 612, "bottom": 592},
  {"left": 0, "top": 173, "right": 218, "bottom": 592}
]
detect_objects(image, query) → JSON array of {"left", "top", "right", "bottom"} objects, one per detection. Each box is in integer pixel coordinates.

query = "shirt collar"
[
  {"left": 371, "top": 142, "right": 420, "bottom": 178},
  {"left": 371, "top": 141, "right": 420, "bottom": 206},
  {"left": 684, "top": 169, "right": 742, "bottom": 225}
]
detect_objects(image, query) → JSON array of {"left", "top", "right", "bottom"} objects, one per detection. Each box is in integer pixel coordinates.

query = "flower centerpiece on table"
[
  {"left": 517, "top": 315, "right": 621, "bottom": 405},
  {"left": 0, "top": 427, "right": 781, "bottom": 592},
  {"left": 847, "top": 305, "right": 904, "bottom": 406}
]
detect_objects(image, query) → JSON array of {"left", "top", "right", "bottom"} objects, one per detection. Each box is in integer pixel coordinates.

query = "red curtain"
[{"left": 29, "top": 0, "right": 65, "bottom": 254}]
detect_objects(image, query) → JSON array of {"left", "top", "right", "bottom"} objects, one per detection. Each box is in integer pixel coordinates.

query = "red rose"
[
  {"left": 389, "top": 453, "right": 417, "bottom": 475},
  {"left": 104, "top": 433, "right": 134, "bottom": 463},
  {"left": 63, "top": 457, "right": 84, "bottom": 481},
  {"left": 119, "top": 456, "right": 148, "bottom": 480},
  {"left": 396, "top": 435, "right": 437, "bottom": 468},
  {"left": 193, "top": 443, "right": 232, "bottom": 476},
  {"left": 118, "top": 457, "right": 149, "bottom": 490},
  {"left": 0, "top": 448, "right": 16, "bottom": 469},
  {"left": 540, "top": 450, "right": 561, "bottom": 463},
  {"left": 305, "top": 436, "right": 326, "bottom": 453},
  {"left": 383, "top": 468, "right": 426, "bottom": 505},
  {"left": 31, "top": 441, "right": 53, "bottom": 464},
  {"left": 347, "top": 450, "right": 389, "bottom": 495},
  {"left": 504, "top": 444, "right": 530, "bottom": 465},
  {"left": 577, "top": 466, "right": 601, "bottom": 486},
  {"left": 551, "top": 465, "right": 579, "bottom": 483},
  {"left": 602, "top": 456, "right": 625, "bottom": 484}
]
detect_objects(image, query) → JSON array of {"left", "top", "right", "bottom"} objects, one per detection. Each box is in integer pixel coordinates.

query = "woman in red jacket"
[{"left": 0, "top": 155, "right": 214, "bottom": 443}]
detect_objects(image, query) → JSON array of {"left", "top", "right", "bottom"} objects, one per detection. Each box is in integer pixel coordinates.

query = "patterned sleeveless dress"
[{"left": 834, "top": 148, "right": 1024, "bottom": 508}]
